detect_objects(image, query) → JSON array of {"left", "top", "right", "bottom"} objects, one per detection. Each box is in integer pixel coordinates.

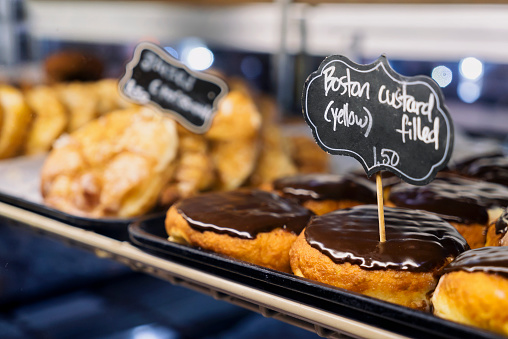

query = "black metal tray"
[
  {"left": 0, "top": 155, "right": 146, "bottom": 240},
  {"left": 128, "top": 215, "right": 502, "bottom": 339},
  {"left": 0, "top": 190, "right": 147, "bottom": 240}
]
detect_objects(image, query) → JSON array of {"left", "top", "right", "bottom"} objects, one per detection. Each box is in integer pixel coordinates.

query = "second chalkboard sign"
[
  {"left": 119, "top": 42, "right": 228, "bottom": 134},
  {"left": 303, "top": 55, "right": 454, "bottom": 186}
]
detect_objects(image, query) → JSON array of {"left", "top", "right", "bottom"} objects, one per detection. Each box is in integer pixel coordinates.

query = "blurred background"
[{"left": 1, "top": 0, "right": 507, "bottom": 338}]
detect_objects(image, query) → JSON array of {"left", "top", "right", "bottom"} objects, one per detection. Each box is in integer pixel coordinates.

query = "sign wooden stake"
[{"left": 376, "top": 172, "right": 386, "bottom": 243}]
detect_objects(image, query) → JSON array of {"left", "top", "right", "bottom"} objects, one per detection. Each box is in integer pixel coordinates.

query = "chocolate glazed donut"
[
  {"left": 165, "top": 189, "right": 313, "bottom": 273},
  {"left": 290, "top": 205, "right": 468, "bottom": 311},
  {"left": 272, "top": 173, "right": 377, "bottom": 215},
  {"left": 389, "top": 175, "right": 508, "bottom": 248}
]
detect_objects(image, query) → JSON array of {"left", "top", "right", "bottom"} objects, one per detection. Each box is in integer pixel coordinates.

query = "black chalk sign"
[
  {"left": 303, "top": 55, "right": 454, "bottom": 186},
  {"left": 119, "top": 42, "right": 228, "bottom": 134}
]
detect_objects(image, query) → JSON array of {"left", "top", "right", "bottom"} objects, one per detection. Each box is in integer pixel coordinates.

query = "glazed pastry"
[
  {"left": 485, "top": 208, "right": 508, "bottom": 247},
  {"left": 41, "top": 107, "right": 178, "bottom": 218},
  {"left": 165, "top": 189, "right": 313, "bottom": 273},
  {"left": 272, "top": 174, "right": 377, "bottom": 215},
  {"left": 290, "top": 205, "right": 468, "bottom": 310},
  {"left": 23, "top": 85, "right": 68, "bottom": 155},
  {"left": 249, "top": 123, "right": 298, "bottom": 187},
  {"left": 94, "top": 78, "right": 137, "bottom": 115},
  {"left": 0, "top": 85, "right": 31, "bottom": 159},
  {"left": 56, "top": 82, "right": 99, "bottom": 132},
  {"left": 389, "top": 175, "right": 508, "bottom": 248},
  {"left": 210, "top": 137, "right": 260, "bottom": 190},
  {"left": 432, "top": 246, "right": 508, "bottom": 336},
  {"left": 159, "top": 130, "right": 215, "bottom": 205}
]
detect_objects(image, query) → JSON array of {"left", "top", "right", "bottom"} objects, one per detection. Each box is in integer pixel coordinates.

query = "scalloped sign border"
[
  {"left": 302, "top": 55, "right": 454, "bottom": 186},
  {"left": 119, "top": 42, "right": 228, "bottom": 134}
]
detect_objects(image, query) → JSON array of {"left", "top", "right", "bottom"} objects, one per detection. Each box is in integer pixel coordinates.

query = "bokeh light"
[{"left": 431, "top": 65, "right": 453, "bottom": 88}]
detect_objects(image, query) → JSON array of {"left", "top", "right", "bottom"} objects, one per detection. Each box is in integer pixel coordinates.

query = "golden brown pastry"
[
  {"left": 0, "top": 85, "right": 31, "bottom": 159},
  {"left": 204, "top": 89, "right": 262, "bottom": 141},
  {"left": 165, "top": 189, "right": 313, "bottom": 273},
  {"left": 485, "top": 208, "right": 508, "bottom": 247},
  {"left": 290, "top": 205, "right": 468, "bottom": 310},
  {"left": 159, "top": 130, "right": 215, "bottom": 205},
  {"left": 94, "top": 78, "right": 137, "bottom": 115},
  {"left": 210, "top": 137, "right": 259, "bottom": 191},
  {"left": 389, "top": 175, "right": 508, "bottom": 249},
  {"left": 40, "top": 107, "right": 178, "bottom": 218},
  {"left": 23, "top": 85, "right": 68, "bottom": 155},
  {"left": 56, "top": 82, "right": 99, "bottom": 132},
  {"left": 249, "top": 123, "right": 298, "bottom": 187},
  {"left": 272, "top": 174, "right": 377, "bottom": 215},
  {"left": 432, "top": 246, "right": 508, "bottom": 336},
  {"left": 287, "top": 135, "right": 329, "bottom": 174}
]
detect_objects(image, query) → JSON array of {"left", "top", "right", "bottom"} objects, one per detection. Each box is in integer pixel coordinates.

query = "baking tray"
[
  {"left": 0, "top": 154, "right": 163, "bottom": 240},
  {"left": 129, "top": 215, "right": 503, "bottom": 339}
]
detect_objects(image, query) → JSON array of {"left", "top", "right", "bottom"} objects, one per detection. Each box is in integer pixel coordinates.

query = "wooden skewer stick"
[{"left": 376, "top": 172, "right": 386, "bottom": 243}]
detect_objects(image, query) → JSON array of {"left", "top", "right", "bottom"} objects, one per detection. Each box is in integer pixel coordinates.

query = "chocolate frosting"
[
  {"left": 305, "top": 205, "right": 468, "bottom": 272},
  {"left": 455, "top": 154, "right": 508, "bottom": 187},
  {"left": 177, "top": 189, "right": 313, "bottom": 240},
  {"left": 496, "top": 208, "right": 508, "bottom": 235},
  {"left": 443, "top": 246, "right": 508, "bottom": 278},
  {"left": 389, "top": 175, "right": 508, "bottom": 225},
  {"left": 273, "top": 174, "right": 377, "bottom": 203}
]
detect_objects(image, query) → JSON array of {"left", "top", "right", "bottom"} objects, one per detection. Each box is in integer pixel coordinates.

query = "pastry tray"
[
  {"left": 128, "top": 215, "right": 502, "bottom": 339},
  {"left": 1, "top": 202, "right": 501, "bottom": 339},
  {"left": 0, "top": 154, "right": 163, "bottom": 240},
  {"left": 0, "top": 156, "right": 503, "bottom": 339}
]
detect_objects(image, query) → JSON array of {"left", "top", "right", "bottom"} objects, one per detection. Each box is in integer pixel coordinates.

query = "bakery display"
[
  {"left": 389, "top": 174, "right": 508, "bottom": 248},
  {"left": 165, "top": 189, "right": 313, "bottom": 273},
  {"left": 289, "top": 205, "right": 468, "bottom": 310},
  {"left": 432, "top": 246, "right": 508, "bottom": 336},
  {"left": 485, "top": 207, "right": 508, "bottom": 247},
  {"left": 40, "top": 107, "right": 179, "bottom": 218},
  {"left": 272, "top": 173, "right": 377, "bottom": 215}
]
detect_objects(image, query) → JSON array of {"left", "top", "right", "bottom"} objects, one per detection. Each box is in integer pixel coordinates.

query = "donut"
[
  {"left": 452, "top": 153, "right": 508, "bottom": 187},
  {"left": 389, "top": 174, "right": 508, "bottom": 248},
  {"left": 272, "top": 174, "right": 377, "bottom": 215},
  {"left": 289, "top": 205, "right": 468, "bottom": 310},
  {"left": 165, "top": 189, "right": 313, "bottom": 273},
  {"left": 432, "top": 246, "right": 508, "bottom": 336},
  {"left": 485, "top": 208, "right": 508, "bottom": 247}
]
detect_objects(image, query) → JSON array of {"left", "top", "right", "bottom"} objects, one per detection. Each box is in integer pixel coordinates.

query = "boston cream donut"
[
  {"left": 453, "top": 154, "right": 508, "bottom": 187},
  {"left": 165, "top": 189, "right": 313, "bottom": 273},
  {"left": 290, "top": 205, "right": 468, "bottom": 310},
  {"left": 432, "top": 246, "right": 508, "bottom": 336},
  {"left": 272, "top": 174, "right": 377, "bottom": 215},
  {"left": 389, "top": 175, "right": 508, "bottom": 248},
  {"left": 485, "top": 208, "right": 508, "bottom": 247}
]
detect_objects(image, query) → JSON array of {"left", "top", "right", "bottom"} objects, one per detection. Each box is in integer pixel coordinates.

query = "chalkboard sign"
[
  {"left": 303, "top": 55, "right": 454, "bottom": 186},
  {"left": 119, "top": 42, "right": 228, "bottom": 134}
]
